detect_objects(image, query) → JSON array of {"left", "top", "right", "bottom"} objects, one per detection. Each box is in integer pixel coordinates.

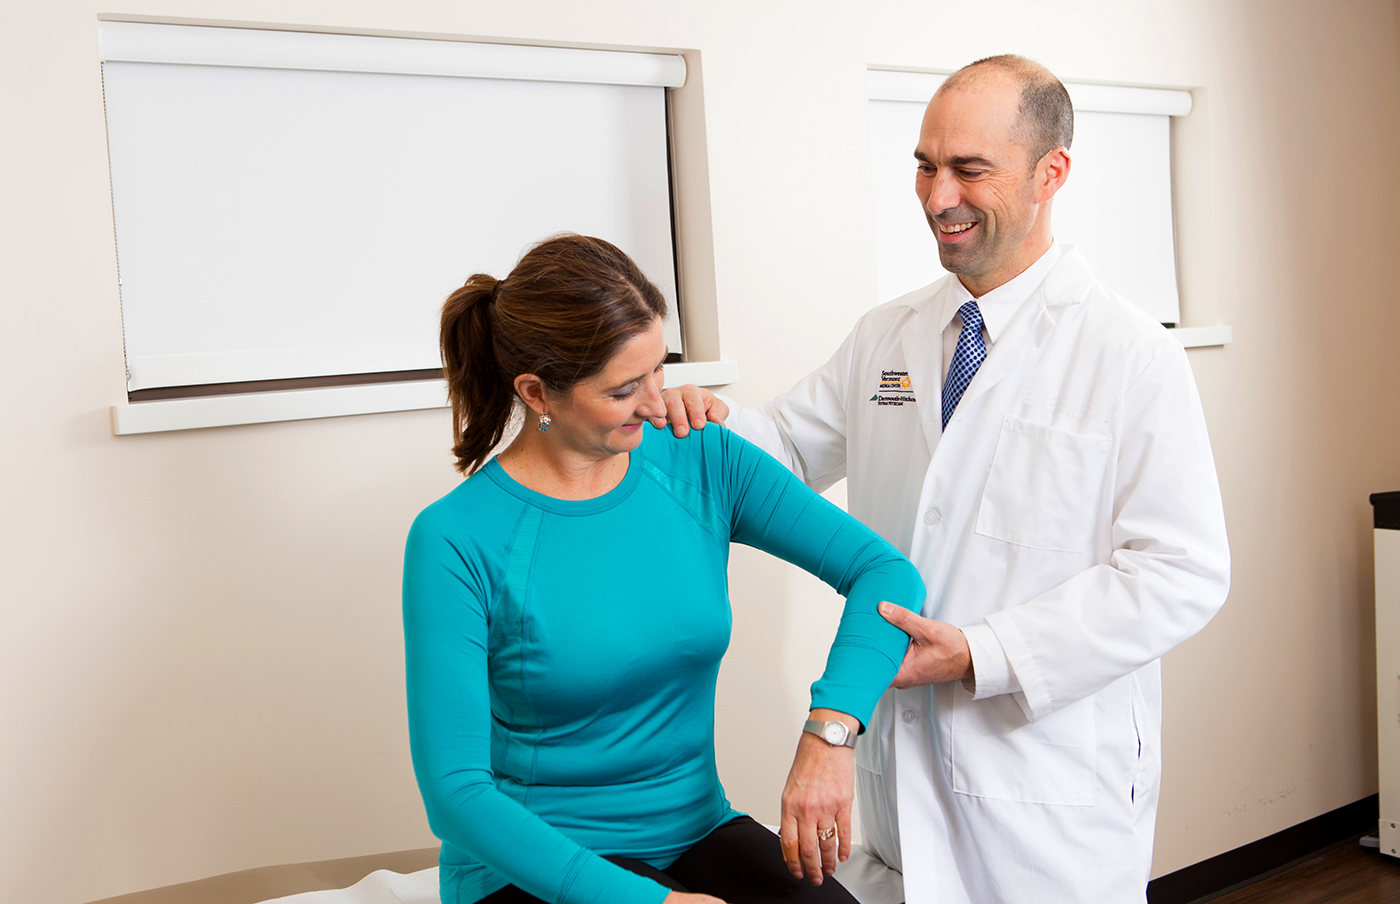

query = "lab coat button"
[
  {"left": 901, "top": 709, "right": 919, "bottom": 724},
  {"left": 923, "top": 510, "right": 941, "bottom": 525}
]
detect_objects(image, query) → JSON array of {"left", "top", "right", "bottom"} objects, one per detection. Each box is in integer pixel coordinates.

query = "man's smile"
[{"left": 936, "top": 220, "right": 979, "bottom": 243}]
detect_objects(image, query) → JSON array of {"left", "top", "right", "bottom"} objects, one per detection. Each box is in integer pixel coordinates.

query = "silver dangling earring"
[{"left": 537, "top": 413, "right": 552, "bottom": 432}]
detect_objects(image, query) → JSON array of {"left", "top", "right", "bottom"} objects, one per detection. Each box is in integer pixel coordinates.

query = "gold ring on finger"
[{"left": 818, "top": 826, "right": 836, "bottom": 842}]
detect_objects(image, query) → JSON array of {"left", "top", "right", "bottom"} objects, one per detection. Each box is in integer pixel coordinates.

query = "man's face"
[{"left": 914, "top": 75, "right": 1047, "bottom": 292}]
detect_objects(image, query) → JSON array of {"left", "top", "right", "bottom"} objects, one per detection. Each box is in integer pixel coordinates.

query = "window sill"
[
  {"left": 111, "top": 360, "right": 739, "bottom": 435},
  {"left": 1170, "top": 325, "right": 1232, "bottom": 348}
]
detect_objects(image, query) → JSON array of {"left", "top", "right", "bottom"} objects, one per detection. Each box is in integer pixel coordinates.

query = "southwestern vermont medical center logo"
[{"left": 870, "top": 370, "right": 916, "bottom": 407}]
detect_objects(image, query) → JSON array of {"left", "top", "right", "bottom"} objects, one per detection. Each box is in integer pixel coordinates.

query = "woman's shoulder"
[
  {"left": 407, "top": 463, "right": 520, "bottom": 548},
  {"left": 640, "top": 420, "right": 738, "bottom": 476}
]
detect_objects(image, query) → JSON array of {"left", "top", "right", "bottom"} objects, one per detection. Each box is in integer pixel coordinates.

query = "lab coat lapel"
[
  {"left": 898, "top": 279, "right": 954, "bottom": 459},
  {"left": 946, "top": 249, "right": 1095, "bottom": 420},
  {"left": 950, "top": 298, "right": 1052, "bottom": 418}
]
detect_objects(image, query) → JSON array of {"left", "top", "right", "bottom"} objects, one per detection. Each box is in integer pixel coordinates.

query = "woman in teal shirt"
[{"left": 404, "top": 235, "right": 924, "bottom": 904}]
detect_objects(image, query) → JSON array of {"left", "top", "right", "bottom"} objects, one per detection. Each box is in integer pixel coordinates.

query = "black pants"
[{"left": 480, "top": 816, "right": 859, "bottom": 904}]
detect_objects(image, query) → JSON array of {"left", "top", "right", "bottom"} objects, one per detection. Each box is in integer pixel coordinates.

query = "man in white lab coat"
[{"left": 661, "top": 56, "right": 1230, "bottom": 903}]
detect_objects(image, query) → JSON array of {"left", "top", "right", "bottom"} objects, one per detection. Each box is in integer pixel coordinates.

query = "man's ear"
[
  {"left": 1036, "top": 147, "right": 1071, "bottom": 203},
  {"left": 513, "top": 373, "right": 548, "bottom": 415}
]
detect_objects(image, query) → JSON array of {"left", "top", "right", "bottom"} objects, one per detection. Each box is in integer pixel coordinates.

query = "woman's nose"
[{"left": 637, "top": 376, "right": 666, "bottom": 418}]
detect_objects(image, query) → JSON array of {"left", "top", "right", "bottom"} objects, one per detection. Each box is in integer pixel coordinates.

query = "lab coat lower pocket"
[
  {"left": 950, "top": 687, "right": 1096, "bottom": 806},
  {"left": 975, "top": 415, "right": 1112, "bottom": 552}
]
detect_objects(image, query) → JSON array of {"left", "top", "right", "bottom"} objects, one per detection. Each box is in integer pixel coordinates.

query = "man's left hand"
[
  {"left": 879, "top": 602, "right": 973, "bottom": 687},
  {"left": 653, "top": 385, "right": 728, "bottom": 436}
]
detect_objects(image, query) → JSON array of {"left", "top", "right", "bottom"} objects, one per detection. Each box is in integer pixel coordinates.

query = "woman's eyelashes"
[{"left": 612, "top": 365, "right": 664, "bottom": 400}]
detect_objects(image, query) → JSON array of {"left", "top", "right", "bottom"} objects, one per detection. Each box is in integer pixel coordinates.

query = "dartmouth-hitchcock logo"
[{"left": 869, "top": 370, "right": 916, "bottom": 407}]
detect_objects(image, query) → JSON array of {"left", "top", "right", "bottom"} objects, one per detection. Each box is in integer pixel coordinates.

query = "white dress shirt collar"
[{"left": 939, "top": 242, "right": 1063, "bottom": 344}]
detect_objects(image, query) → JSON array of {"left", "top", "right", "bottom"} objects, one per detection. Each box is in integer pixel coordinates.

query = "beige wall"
[{"left": 4, "top": 1, "right": 1400, "bottom": 902}]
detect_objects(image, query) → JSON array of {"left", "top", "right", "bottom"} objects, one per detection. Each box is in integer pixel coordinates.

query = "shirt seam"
[{"left": 640, "top": 459, "right": 728, "bottom": 542}]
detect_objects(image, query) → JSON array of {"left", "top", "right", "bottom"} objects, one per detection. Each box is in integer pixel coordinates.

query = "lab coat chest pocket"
[
  {"left": 951, "top": 688, "right": 1096, "bottom": 806},
  {"left": 975, "top": 416, "right": 1112, "bottom": 552}
]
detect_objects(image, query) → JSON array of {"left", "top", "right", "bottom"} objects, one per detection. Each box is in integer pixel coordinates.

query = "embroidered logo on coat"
[{"left": 869, "top": 370, "right": 916, "bottom": 406}]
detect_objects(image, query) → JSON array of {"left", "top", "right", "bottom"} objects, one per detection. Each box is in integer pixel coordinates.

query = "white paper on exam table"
[{"left": 259, "top": 867, "right": 440, "bottom": 904}]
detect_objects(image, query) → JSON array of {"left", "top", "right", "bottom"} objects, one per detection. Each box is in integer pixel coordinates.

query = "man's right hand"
[
  {"left": 655, "top": 385, "right": 729, "bottom": 437},
  {"left": 663, "top": 893, "right": 727, "bottom": 904}
]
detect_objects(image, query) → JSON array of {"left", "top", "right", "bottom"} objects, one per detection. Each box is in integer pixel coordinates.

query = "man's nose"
[{"left": 926, "top": 170, "right": 961, "bottom": 215}]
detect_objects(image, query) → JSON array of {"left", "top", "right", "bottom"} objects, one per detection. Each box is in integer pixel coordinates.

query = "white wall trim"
[
  {"left": 97, "top": 21, "right": 687, "bottom": 88},
  {"left": 1170, "top": 325, "right": 1233, "bottom": 348},
  {"left": 112, "top": 379, "right": 448, "bottom": 435},
  {"left": 866, "top": 69, "right": 1192, "bottom": 116},
  {"left": 664, "top": 360, "right": 738, "bottom": 389},
  {"left": 126, "top": 343, "right": 435, "bottom": 393},
  {"left": 112, "top": 360, "right": 738, "bottom": 435}
]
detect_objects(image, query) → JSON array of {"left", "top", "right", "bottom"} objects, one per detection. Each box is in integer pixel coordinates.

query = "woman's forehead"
[{"left": 590, "top": 321, "right": 667, "bottom": 386}]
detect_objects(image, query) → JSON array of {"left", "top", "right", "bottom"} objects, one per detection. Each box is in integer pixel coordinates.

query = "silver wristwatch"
[{"left": 803, "top": 719, "right": 858, "bottom": 749}]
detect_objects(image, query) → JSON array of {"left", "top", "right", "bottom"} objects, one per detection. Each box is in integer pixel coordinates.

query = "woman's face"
[{"left": 547, "top": 319, "right": 667, "bottom": 460}]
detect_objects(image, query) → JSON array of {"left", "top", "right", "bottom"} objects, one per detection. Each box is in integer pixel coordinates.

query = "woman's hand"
[
  {"left": 663, "top": 892, "right": 727, "bottom": 904},
  {"left": 779, "top": 709, "right": 857, "bottom": 885}
]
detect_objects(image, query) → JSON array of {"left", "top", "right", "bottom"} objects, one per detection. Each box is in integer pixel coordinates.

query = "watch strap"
[{"left": 803, "top": 718, "right": 857, "bottom": 749}]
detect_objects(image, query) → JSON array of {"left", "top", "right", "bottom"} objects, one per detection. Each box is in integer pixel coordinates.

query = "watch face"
[{"left": 823, "top": 723, "right": 846, "bottom": 745}]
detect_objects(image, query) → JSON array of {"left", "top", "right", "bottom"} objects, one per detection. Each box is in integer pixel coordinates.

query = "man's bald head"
[{"left": 939, "top": 55, "right": 1073, "bottom": 170}]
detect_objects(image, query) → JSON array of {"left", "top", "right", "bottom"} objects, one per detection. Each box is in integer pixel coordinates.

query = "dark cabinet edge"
[{"left": 1371, "top": 492, "right": 1400, "bottom": 530}]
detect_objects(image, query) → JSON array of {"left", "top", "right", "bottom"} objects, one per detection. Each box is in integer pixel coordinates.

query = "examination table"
[{"left": 254, "top": 835, "right": 904, "bottom": 904}]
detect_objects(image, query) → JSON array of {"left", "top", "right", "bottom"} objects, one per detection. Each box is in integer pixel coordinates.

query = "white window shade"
[
  {"left": 99, "top": 23, "right": 686, "bottom": 392},
  {"left": 867, "top": 70, "right": 1190, "bottom": 325}
]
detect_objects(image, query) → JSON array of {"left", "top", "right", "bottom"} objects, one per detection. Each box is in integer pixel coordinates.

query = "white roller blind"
[
  {"left": 867, "top": 70, "right": 1190, "bottom": 324},
  {"left": 99, "top": 23, "right": 687, "bottom": 391}
]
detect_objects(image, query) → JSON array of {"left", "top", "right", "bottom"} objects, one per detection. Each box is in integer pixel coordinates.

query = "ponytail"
[{"left": 440, "top": 274, "right": 513, "bottom": 474}]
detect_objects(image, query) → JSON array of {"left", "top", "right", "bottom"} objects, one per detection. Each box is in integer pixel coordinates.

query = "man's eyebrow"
[{"left": 913, "top": 151, "right": 996, "bottom": 168}]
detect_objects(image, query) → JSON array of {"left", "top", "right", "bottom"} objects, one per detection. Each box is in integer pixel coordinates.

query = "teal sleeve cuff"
[
  {"left": 809, "top": 640, "right": 905, "bottom": 728},
  {"left": 557, "top": 850, "right": 672, "bottom": 904}
]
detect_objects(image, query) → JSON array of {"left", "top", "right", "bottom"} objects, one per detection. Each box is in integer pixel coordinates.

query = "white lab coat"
[{"left": 727, "top": 248, "right": 1230, "bottom": 904}]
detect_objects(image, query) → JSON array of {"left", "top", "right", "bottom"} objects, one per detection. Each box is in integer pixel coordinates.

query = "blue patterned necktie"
[{"left": 941, "top": 300, "right": 986, "bottom": 430}]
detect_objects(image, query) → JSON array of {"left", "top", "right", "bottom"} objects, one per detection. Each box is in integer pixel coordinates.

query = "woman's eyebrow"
[{"left": 603, "top": 348, "right": 669, "bottom": 392}]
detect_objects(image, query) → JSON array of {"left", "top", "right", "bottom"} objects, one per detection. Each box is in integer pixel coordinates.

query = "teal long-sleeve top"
[{"left": 403, "top": 424, "right": 924, "bottom": 904}]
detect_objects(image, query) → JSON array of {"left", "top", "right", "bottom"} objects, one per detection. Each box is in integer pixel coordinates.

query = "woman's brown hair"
[{"left": 440, "top": 234, "right": 669, "bottom": 474}]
